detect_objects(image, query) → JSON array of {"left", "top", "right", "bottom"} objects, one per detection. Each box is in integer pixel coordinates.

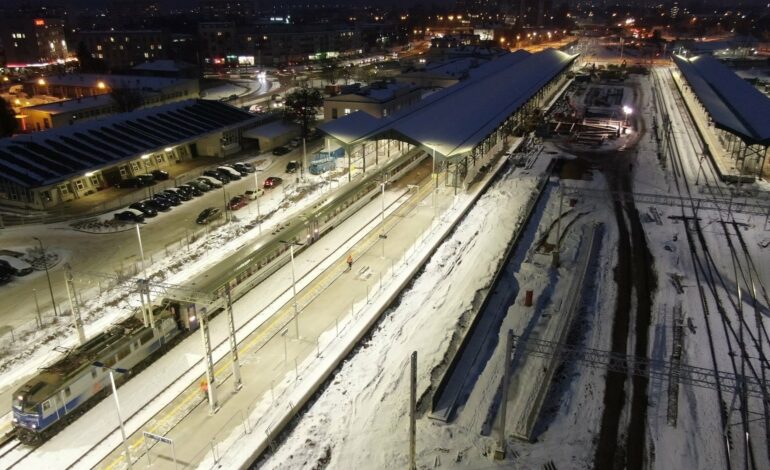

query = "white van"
[{"left": 0, "top": 255, "right": 33, "bottom": 276}]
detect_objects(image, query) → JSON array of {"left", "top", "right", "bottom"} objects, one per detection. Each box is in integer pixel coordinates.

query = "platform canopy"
[
  {"left": 0, "top": 100, "right": 257, "bottom": 189},
  {"left": 319, "top": 48, "right": 578, "bottom": 159},
  {"left": 673, "top": 54, "right": 770, "bottom": 145}
]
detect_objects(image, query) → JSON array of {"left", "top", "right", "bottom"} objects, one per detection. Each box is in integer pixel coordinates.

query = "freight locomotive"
[{"left": 12, "top": 303, "right": 191, "bottom": 444}]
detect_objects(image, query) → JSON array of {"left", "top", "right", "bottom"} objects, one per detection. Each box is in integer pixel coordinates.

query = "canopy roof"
[
  {"left": 319, "top": 49, "right": 577, "bottom": 158},
  {"left": 0, "top": 100, "right": 256, "bottom": 189},
  {"left": 673, "top": 54, "right": 770, "bottom": 145}
]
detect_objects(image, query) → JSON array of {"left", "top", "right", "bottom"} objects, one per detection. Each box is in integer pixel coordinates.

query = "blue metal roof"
[
  {"left": 673, "top": 54, "right": 770, "bottom": 145},
  {"left": 0, "top": 100, "right": 256, "bottom": 189}
]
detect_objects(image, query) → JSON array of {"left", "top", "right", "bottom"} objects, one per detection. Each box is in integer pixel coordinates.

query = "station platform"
[
  {"left": 82, "top": 160, "right": 461, "bottom": 469},
  {"left": 669, "top": 69, "right": 755, "bottom": 184}
]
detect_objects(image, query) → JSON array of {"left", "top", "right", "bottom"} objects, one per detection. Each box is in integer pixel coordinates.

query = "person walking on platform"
[
  {"left": 200, "top": 379, "right": 209, "bottom": 399},
  {"left": 346, "top": 254, "right": 353, "bottom": 271}
]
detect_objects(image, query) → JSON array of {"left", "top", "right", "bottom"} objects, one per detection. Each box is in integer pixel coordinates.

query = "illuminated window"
[{"left": 344, "top": 108, "right": 351, "bottom": 115}]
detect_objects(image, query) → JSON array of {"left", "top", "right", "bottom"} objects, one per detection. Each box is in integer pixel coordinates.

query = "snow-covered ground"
[
  {"left": 249, "top": 69, "right": 770, "bottom": 470},
  {"left": 252, "top": 143, "right": 620, "bottom": 469}
]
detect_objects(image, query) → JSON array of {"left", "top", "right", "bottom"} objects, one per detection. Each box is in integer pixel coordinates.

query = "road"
[{"left": 0, "top": 147, "right": 314, "bottom": 338}]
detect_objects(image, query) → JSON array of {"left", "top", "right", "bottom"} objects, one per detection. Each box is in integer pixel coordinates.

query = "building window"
[
  {"left": 155, "top": 154, "right": 164, "bottom": 164},
  {"left": 332, "top": 108, "right": 338, "bottom": 119},
  {"left": 344, "top": 108, "right": 351, "bottom": 115},
  {"left": 75, "top": 180, "right": 85, "bottom": 190}
]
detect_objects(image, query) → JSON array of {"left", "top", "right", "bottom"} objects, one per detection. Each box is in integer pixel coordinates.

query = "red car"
[
  {"left": 227, "top": 195, "right": 248, "bottom": 210},
  {"left": 263, "top": 176, "right": 283, "bottom": 189}
]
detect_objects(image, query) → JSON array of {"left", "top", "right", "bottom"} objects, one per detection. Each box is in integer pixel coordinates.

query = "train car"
[
  {"left": 174, "top": 146, "right": 429, "bottom": 315},
  {"left": 12, "top": 303, "right": 186, "bottom": 444}
]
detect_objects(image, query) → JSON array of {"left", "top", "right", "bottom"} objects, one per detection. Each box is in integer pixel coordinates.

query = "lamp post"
[
  {"left": 134, "top": 224, "right": 152, "bottom": 325},
  {"left": 93, "top": 361, "right": 132, "bottom": 469},
  {"left": 379, "top": 180, "right": 388, "bottom": 258},
  {"left": 622, "top": 105, "right": 632, "bottom": 128},
  {"left": 32, "top": 237, "right": 57, "bottom": 317},
  {"left": 281, "top": 240, "right": 303, "bottom": 338},
  {"left": 253, "top": 170, "right": 262, "bottom": 234}
]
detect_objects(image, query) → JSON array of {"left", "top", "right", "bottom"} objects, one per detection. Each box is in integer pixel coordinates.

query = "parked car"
[
  {"left": 129, "top": 201, "right": 159, "bottom": 217},
  {"left": 0, "top": 256, "right": 33, "bottom": 276},
  {"left": 136, "top": 174, "right": 156, "bottom": 186},
  {"left": 204, "top": 170, "right": 229, "bottom": 184},
  {"left": 164, "top": 188, "right": 191, "bottom": 201},
  {"left": 142, "top": 197, "right": 171, "bottom": 212},
  {"left": 223, "top": 164, "right": 249, "bottom": 177},
  {"left": 227, "top": 195, "right": 248, "bottom": 210},
  {"left": 115, "top": 178, "right": 143, "bottom": 188},
  {"left": 114, "top": 209, "right": 145, "bottom": 223},
  {"left": 217, "top": 166, "right": 242, "bottom": 180},
  {"left": 151, "top": 169, "right": 170, "bottom": 180},
  {"left": 0, "top": 263, "right": 13, "bottom": 285},
  {"left": 272, "top": 146, "right": 290, "bottom": 156},
  {"left": 233, "top": 162, "right": 255, "bottom": 173},
  {"left": 184, "top": 180, "right": 210, "bottom": 193},
  {"left": 285, "top": 161, "right": 300, "bottom": 173},
  {"left": 288, "top": 138, "right": 300, "bottom": 149},
  {"left": 198, "top": 176, "right": 223, "bottom": 188},
  {"left": 263, "top": 176, "right": 283, "bottom": 189},
  {"left": 154, "top": 192, "right": 181, "bottom": 206},
  {"left": 196, "top": 207, "right": 223, "bottom": 225}
]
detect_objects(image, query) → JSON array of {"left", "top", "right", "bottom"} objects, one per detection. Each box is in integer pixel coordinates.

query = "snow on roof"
[
  {"left": 320, "top": 111, "right": 382, "bottom": 143},
  {"left": 320, "top": 49, "right": 577, "bottom": 158},
  {"left": 132, "top": 60, "right": 195, "bottom": 72},
  {"left": 30, "top": 74, "right": 194, "bottom": 91},
  {"left": 23, "top": 94, "right": 115, "bottom": 115},
  {"left": 243, "top": 119, "right": 299, "bottom": 139},
  {"left": 0, "top": 100, "right": 256, "bottom": 189},
  {"left": 327, "top": 82, "right": 417, "bottom": 104},
  {"left": 673, "top": 54, "right": 770, "bottom": 145}
]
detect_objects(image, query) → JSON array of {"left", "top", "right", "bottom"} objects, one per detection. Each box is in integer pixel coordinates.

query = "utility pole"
[
  {"left": 495, "top": 330, "right": 514, "bottom": 460},
  {"left": 200, "top": 308, "right": 219, "bottom": 414},
  {"left": 553, "top": 186, "right": 564, "bottom": 268},
  {"left": 409, "top": 351, "right": 417, "bottom": 470},
  {"left": 225, "top": 285, "right": 243, "bottom": 393},
  {"left": 63, "top": 265, "right": 86, "bottom": 344}
]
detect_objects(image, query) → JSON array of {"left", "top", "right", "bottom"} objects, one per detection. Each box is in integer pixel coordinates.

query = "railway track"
[{"left": 653, "top": 68, "right": 770, "bottom": 469}]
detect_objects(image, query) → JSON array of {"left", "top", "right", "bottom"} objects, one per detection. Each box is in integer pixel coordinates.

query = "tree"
[
  {"left": 319, "top": 57, "right": 341, "bottom": 85},
  {"left": 0, "top": 97, "right": 18, "bottom": 137},
  {"left": 283, "top": 86, "right": 323, "bottom": 138},
  {"left": 340, "top": 65, "right": 354, "bottom": 85}
]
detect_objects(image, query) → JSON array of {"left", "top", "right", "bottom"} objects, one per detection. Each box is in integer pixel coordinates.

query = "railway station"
[
  {"left": 671, "top": 54, "right": 770, "bottom": 181},
  {"left": 318, "top": 48, "right": 578, "bottom": 191}
]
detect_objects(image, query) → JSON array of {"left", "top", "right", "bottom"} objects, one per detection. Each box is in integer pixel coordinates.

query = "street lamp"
[
  {"left": 622, "top": 105, "right": 632, "bottom": 127},
  {"left": 253, "top": 170, "right": 262, "bottom": 234},
  {"left": 93, "top": 361, "right": 132, "bottom": 469},
  {"left": 379, "top": 180, "right": 388, "bottom": 258},
  {"left": 32, "top": 237, "right": 57, "bottom": 317},
  {"left": 280, "top": 240, "right": 304, "bottom": 338}
]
